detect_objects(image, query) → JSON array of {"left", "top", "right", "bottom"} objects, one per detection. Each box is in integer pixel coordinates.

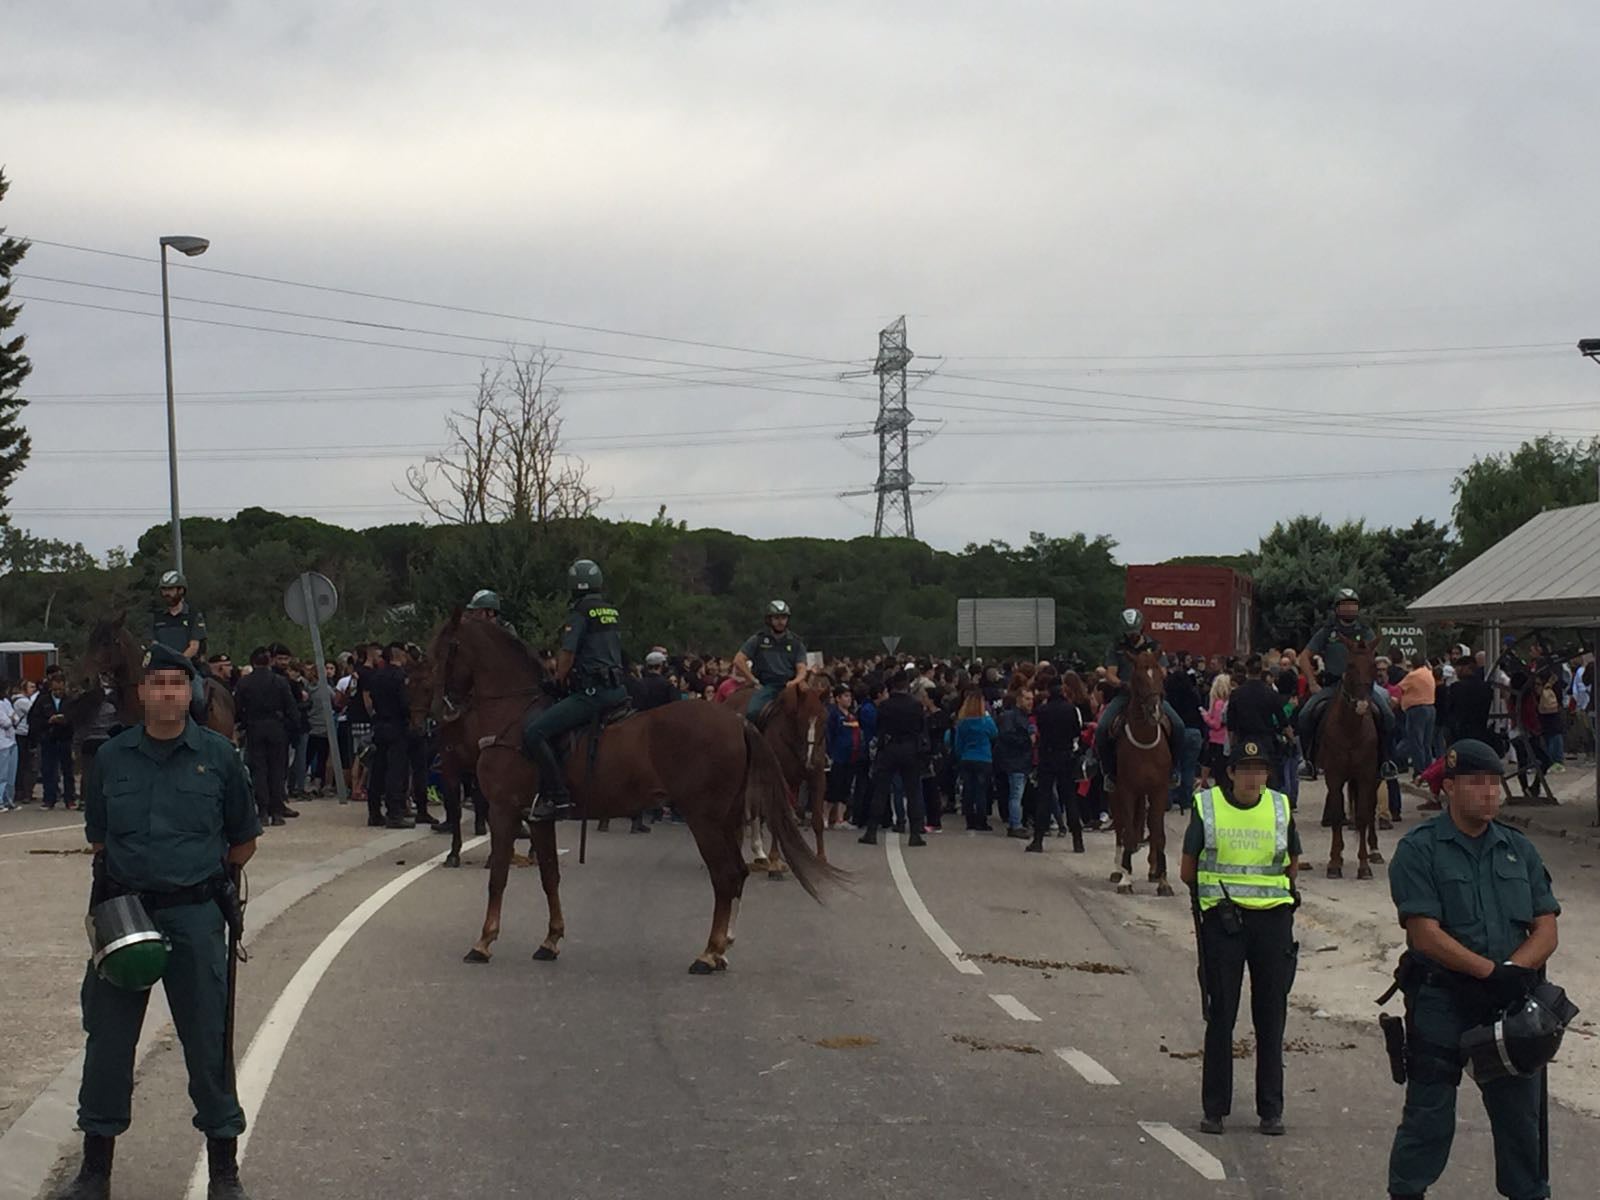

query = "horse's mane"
[{"left": 432, "top": 614, "right": 546, "bottom": 681}]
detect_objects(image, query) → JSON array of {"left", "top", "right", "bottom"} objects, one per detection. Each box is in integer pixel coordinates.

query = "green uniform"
[
  {"left": 79, "top": 720, "right": 258, "bottom": 1138},
  {"left": 523, "top": 594, "right": 628, "bottom": 750},
  {"left": 1386, "top": 810, "right": 1560, "bottom": 1199},
  {"left": 1305, "top": 618, "right": 1377, "bottom": 682},
  {"left": 152, "top": 602, "right": 210, "bottom": 713},
  {"left": 740, "top": 628, "right": 807, "bottom": 719}
]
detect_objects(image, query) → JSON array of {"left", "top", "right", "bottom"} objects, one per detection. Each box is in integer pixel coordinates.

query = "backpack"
[{"left": 1538, "top": 685, "right": 1559, "bottom": 715}]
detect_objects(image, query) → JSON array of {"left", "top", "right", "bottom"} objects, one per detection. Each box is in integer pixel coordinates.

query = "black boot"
[
  {"left": 630, "top": 814, "right": 651, "bottom": 833},
  {"left": 526, "top": 739, "right": 574, "bottom": 822},
  {"left": 54, "top": 1134, "right": 113, "bottom": 1200},
  {"left": 206, "top": 1136, "right": 250, "bottom": 1199}
]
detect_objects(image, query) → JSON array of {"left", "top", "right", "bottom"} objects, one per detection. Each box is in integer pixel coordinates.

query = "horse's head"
[
  {"left": 783, "top": 677, "right": 831, "bottom": 773},
  {"left": 1342, "top": 638, "right": 1379, "bottom": 699},
  {"left": 1129, "top": 650, "right": 1165, "bottom": 702},
  {"left": 427, "top": 608, "right": 542, "bottom": 722}
]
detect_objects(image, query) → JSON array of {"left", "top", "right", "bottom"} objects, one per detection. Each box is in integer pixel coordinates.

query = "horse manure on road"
[
  {"left": 28, "top": 847, "right": 94, "bottom": 855},
  {"left": 1161, "top": 1040, "right": 1252, "bottom": 1060},
  {"left": 814, "top": 1035, "right": 880, "bottom": 1050},
  {"left": 961, "top": 951, "right": 1128, "bottom": 975},
  {"left": 950, "top": 1034, "right": 1042, "bottom": 1055},
  {"left": 1284, "top": 1038, "right": 1357, "bottom": 1054}
]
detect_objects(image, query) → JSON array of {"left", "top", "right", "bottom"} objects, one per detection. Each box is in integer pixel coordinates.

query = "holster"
[
  {"left": 1376, "top": 950, "right": 1466, "bottom": 1086},
  {"left": 1379, "top": 1012, "right": 1408, "bottom": 1084}
]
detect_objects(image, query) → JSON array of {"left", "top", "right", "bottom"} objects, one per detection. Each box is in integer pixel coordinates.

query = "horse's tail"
[{"left": 744, "top": 723, "right": 848, "bottom": 901}]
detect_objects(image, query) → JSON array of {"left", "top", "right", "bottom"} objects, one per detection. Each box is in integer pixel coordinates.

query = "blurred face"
[
  {"left": 1447, "top": 773, "right": 1502, "bottom": 827},
  {"left": 1336, "top": 601, "right": 1359, "bottom": 622},
  {"left": 1228, "top": 763, "right": 1271, "bottom": 799},
  {"left": 138, "top": 669, "right": 193, "bottom": 726}
]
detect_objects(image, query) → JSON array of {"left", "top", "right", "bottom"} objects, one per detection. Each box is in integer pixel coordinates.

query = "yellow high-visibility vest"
[{"left": 1194, "top": 786, "right": 1293, "bottom": 911}]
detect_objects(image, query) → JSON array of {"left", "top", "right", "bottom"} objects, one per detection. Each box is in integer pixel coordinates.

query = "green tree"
[
  {"left": 0, "top": 168, "right": 32, "bottom": 518},
  {"left": 1252, "top": 516, "right": 1393, "bottom": 647},
  {"left": 1374, "top": 517, "right": 1455, "bottom": 603},
  {"left": 1451, "top": 434, "right": 1600, "bottom": 563}
]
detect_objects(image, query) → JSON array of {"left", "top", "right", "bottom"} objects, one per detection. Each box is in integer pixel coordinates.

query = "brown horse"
[
  {"left": 429, "top": 612, "right": 843, "bottom": 973},
  {"left": 1319, "top": 638, "right": 1382, "bottom": 880},
  {"left": 723, "top": 679, "right": 831, "bottom": 870},
  {"left": 78, "top": 613, "right": 236, "bottom": 740},
  {"left": 1108, "top": 651, "right": 1175, "bottom": 897}
]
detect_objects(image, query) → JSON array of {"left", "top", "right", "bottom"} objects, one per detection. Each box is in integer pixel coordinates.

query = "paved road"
[{"left": 24, "top": 815, "right": 1600, "bottom": 1198}]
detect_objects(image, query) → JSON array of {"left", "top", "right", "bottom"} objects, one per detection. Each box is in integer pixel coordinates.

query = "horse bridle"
[{"left": 1125, "top": 683, "right": 1164, "bottom": 750}]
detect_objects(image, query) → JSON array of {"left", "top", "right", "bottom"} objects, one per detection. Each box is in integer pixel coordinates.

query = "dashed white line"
[
  {"left": 1138, "top": 1120, "right": 1227, "bottom": 1181},
  {"left": 182, "top": 836, "right": 488, "bottom": 1200},
  {"left": 0, "top": 822, "right": 79, "bottom": 841},
  {"left": 1055, "top": 1047, "right": 1121, "bottom": 1086},
  {"left": 989, "top": 993, "right": 1041, "bottom": 1022},
  {"left": 884, "top": 831, "right": 983, "bottom": 975}
]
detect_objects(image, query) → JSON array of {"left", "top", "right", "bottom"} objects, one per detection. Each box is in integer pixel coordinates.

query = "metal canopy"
[{"left": 1408, "top": 502, "right": 1600, "bottom": 625}]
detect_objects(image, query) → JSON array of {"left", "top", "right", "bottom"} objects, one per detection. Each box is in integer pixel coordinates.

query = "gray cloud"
[{"left": 4, "top": 0, "right": 1598, "bottom": 564}]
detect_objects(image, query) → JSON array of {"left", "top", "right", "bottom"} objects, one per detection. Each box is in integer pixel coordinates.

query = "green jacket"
[
  {"left": 84, "top": 721, "right": 259, "bottom": 892},
  {"left": 1388, "top": 809, "right": 1560, "bottom": 964}
]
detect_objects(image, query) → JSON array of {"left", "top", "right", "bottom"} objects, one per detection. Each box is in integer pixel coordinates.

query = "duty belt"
[{"left": 138, "top": 878, "right": 222, "bottom": 911}]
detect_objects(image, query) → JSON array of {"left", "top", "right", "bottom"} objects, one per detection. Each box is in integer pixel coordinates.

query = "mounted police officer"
[
  {"left": 56, "top": 642, "right": 259, "bottom": 1200},
  {"left": 465, "top": 588, "right": 518, "bottom": 637},
  {"left": 1297, "top": 587, "right": 1398, "bottom": 780},
  {"left": 731, "top": 600, "right": 809, "bottom": 723},
  {"left": 1180, "top": 738, "right": 1301, "bottom": 1138},
  {"left": 519, "top": 559, "right": 626, "bottom": 822},
  {"left": 1094, "top": 608, "right": 1186, "bottom": 788},
  {"left": 1384, "top": 739, "right": 1565, "bottom": 1200},
  {"left": 151, "top": 569, "right": 210, "bottom": 724}
]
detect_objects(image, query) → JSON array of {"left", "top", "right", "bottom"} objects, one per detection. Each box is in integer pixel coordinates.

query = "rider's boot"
[
  {"left": 1100, "top": 735, "right": 1118, "bottom": 792},
  {"left": 526, "top": 739, "right": 574, "bottom": 822},
  {"left": 54, "top": 1135, "right": 113, "bottom": 1200},
  {"left": 206, "top": 1136, "right": 250, "bottom": 1200},
  {"left": 1375, "top": 710, "right": 1400, "bottom": 780}
]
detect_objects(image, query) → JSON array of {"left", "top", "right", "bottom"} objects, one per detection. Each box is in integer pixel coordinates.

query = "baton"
[
  {"left": 1189, "top": 883, "right": 1210, "bottom": 1022},
  {"left": 223, "top": 864, "right": 247, "bottom": 1088}
]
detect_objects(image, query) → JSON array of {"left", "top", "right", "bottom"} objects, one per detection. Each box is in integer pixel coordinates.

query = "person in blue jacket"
[{"left": 948, "top": 688, "right": 999, "bottom": 830}]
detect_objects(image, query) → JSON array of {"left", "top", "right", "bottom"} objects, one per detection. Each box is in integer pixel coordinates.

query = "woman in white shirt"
[{"left": 0, "top": 690, "right": 17, "bottom": 811}]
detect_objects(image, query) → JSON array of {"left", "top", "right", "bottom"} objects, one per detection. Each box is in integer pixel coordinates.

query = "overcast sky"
[{"left": 5, "top": 1, "right": 1599, "bottom": 565}]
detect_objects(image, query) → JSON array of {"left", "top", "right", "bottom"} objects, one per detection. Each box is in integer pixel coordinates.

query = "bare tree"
[{"left": 405, "top": 349, "right": 600, "bottom": 525}]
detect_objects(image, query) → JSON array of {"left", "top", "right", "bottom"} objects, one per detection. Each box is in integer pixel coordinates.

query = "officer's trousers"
[
  {"left": 1200, "top": 904, "right": 1296, "bottom": 1121},
  {"left": 1388, "top": 984, "right": 1546, "bottom": 1199},
  {"left": 868, "top": 739, "right": 925, "bottom": 833},
  {"left": 245, "top": 721, "right": 289, "bottom": 819},
  {"left": 79, "top": 900, "right": 244, "bottom": 1138},
  {"left": 368, "top": 719, "right": 409, "bottom": 821},
  {"left": 746, "top": 683, "right": 783, "bottom": 722}
]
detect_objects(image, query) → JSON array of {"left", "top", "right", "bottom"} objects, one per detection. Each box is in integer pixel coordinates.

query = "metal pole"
[
  {"left": 160, "top": 243, "right": 183, "bottom": 574},
  {"left": 300, "top": 574, "right": 348, "bottom": 802}
]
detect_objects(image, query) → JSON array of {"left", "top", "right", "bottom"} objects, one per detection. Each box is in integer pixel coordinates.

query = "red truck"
[{"left": 1123, "top": 565, "right": 1254, "bottom": 661}]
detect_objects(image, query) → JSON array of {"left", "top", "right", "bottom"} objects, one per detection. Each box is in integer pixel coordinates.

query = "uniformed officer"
[
  {"left": 464, "top": 588, "right": 518, "bottom": 637},
  {"left": 731, "top": 600, "right": 809, "bottom": 723},
  {"left": 520, "top": 559, "right": 626, "bottom": 821},
  {"left": 857, "top": 673, "right": 927, "bottom": 848},
  {"left": 1179, "top": 738, "right": 1301, "bottom": 1138},
  {"left": 1386, "top": 738, "right": 1561, "bottom": 1200},
  {"left": 234, "top": 647, "right": 297, "bottom": 826},
  {"left": 1297, "top": 587, "right": 1399, "bottom": 779},
  {"left": 1094, "top": 608, "right": 1186, "bottom": 787},
  {"left": 56, "top": 642, "right": 259, "bottom": 1200},
  {"left": 151, "top": 569, "right": 210, "bottom": 722}
]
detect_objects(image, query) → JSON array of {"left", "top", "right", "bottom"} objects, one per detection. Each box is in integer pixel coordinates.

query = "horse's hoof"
[
  {"left": 1378, "top": 818, "right": 1393, "bottom": 831},
  {"left": 464, "top": 949, "right": 491, "bottom": 964},
  {"left": 1326, "top": 865, "right": 1343, "bottom": 880},
  {"left": 1108, "top": 871, "right": 1123, "bottom": 883},
  {"left": 1115, "top": 882, "right": 1134, "bottom": 896},
  {"left": 751, "top": 856, "right": 769, "bottom": 870},
  {"left": 1357, "top": 865, "right": 1373, "bottom": 880},
  {"left": 688, "top": 959, "right": 716, "bottom": 976},
  {"left": 1157, "top": 881, "right": 1175, "bottom": 897},
  {"left": 1148, "top": 871, "right": 1160, "bottom": 883},
  {"left": 1368, "top": 850, "right": 1384, "bottom": 864},
  {"left": 532, "top": 946, "right": 559, "bottom": 961},
  {"left": 714, "top": 958, "right": 729, "bottom": 972},
  {"left": 767, "top": 870, "right": 787, "bottom": 881},
  {"left": 444, "top": 855, "right": 461, "bottom": 869}
]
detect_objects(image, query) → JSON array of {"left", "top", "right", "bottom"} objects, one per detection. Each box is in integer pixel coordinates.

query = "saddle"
[
  {"left": 555, "top": 698, "right": 636, "bottom": 757},
  {"left": 750, "top": 700, "right": 779, "bottom": 731}
]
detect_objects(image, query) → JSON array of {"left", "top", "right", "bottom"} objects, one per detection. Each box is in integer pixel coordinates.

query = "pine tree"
[{"left": 0, "top": 168, "right": 33, "bottom": 521}]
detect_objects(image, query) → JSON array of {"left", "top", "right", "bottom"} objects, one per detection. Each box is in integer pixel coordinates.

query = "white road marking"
[
  {"left": 990, "top": 993, "right": 1041, "bottom": 1022},
  {"left": 0, "top": 822, "right": 79, "bottom": 841},
  {"left": 884, "top": 830, "right": 982, "bottom": 975},
  {"left": 183, "top": 836, "right": 488, "bottom": 1200},
  {"left": 1055, "top": 1047, "right": 1121, "bottom": 1085},
  {"left": 1138, "top": 1120, "right": 1227, "bottom": 1181}
]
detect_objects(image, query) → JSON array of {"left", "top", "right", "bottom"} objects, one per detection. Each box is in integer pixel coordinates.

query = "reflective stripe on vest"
[{"left": 1195, "top": 786, "right": 1293, "bottom": 910}]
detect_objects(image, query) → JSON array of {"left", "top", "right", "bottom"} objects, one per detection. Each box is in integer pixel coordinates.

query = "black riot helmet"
[{"left": 1461, "top": 980, "right": 1581, "bottom": 1083}]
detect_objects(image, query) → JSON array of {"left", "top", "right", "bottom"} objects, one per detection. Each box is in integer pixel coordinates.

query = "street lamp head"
[
  {"left": 160, "top": 236, "right": 210, "bottom": 257},
  {"left": 1578, "top": 338, "right": 1600, "bottom": 359}
]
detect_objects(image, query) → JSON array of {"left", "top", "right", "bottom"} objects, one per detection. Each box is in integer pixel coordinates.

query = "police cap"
[
  {"left": 1228, "top": 738, "right": 1276, "bottom": 768},
  {"left": 143, "top": 642, "right": 196, "bottom": 679},
  {"left": 1443, "top": 738, "right": 1506, "bottom": 778}
]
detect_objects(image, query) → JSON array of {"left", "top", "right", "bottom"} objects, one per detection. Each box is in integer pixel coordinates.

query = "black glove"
[{"left": 1486, "top": 961, "right": 1538, "bottom": 1009}]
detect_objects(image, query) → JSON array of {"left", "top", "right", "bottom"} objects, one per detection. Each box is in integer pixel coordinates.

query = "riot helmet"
[
  {"left": 1461, "top": 980, "right": 1581, "bottom": 1082},
  {"left": 1120, "top": 608, "right": 1144, "bottom": 635},
  {"left": 568, "top": 559, "right": 604, "bottom": 597}
]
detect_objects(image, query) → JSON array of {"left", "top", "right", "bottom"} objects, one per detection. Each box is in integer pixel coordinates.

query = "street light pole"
[
  {"left": 1578, "top": 339, "right": 1600, "bottom": 501},
  {"left": 159, "top": 235, "right": 210, "bottom": 574}
]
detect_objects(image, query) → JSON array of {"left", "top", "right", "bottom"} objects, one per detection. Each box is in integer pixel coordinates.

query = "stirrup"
[
  {"left": 528, "top": 792, "right": 575, "bottom": 822},
  {"left": 1380, "top": 760, "right": 1400, "bottom": 781}
]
